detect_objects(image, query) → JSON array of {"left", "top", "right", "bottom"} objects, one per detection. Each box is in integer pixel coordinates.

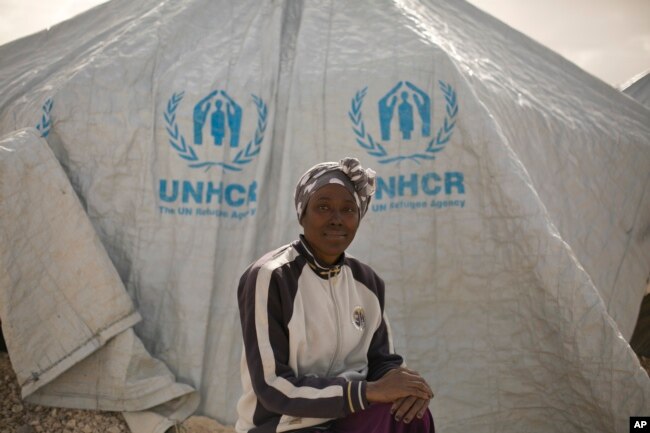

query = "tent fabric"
[
  {"left": 0, "top": 1, "right": 649, "bottom": 432},
  {"left": 396, "top": 2, "right": 650, "bottom": 341},
  {"left": 0, "top": 128, "right": 198, "bottom": 432},
  {"left": 622, "top": 71, "right": 650, "bottom": 109}
]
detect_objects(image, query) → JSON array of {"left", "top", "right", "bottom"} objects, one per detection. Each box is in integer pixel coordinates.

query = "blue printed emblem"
[
  {"left": 349, "top": 81, "right": 458, "bottom": 164},
  {"left": 165, "top": 90, "right": 267, "bottom": 171},
  {"left": 36, "top": 98, "right": 54, "bottom": 138}
]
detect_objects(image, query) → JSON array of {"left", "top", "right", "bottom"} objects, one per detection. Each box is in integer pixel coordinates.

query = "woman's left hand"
[{"left": 390, "top": 396, "right": 430, "bottom": 424}]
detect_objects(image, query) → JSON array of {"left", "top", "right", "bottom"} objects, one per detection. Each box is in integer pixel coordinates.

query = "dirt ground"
[{"left": 1, "top": 351, "right": 649, "bottom": 433}]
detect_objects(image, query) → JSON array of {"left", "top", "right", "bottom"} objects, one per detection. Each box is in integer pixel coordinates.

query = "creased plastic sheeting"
[
  {"left": 394, "top": 0, "right": 650, "bottom": 342},
  {"left": 0, "top": 0, "right": 649, "bottom": 432},
  {"left": 0, "top": 129, "right": 198, "bottom": 432}
]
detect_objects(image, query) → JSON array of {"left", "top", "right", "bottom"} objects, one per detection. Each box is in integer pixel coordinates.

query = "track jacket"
[{"left": 235, "top": 236, "right": 403, "bottom": 433}]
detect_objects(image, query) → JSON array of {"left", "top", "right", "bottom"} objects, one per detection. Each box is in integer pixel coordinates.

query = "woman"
[{"left": 236, "top": 158, "right": 435, "bottom": 433}]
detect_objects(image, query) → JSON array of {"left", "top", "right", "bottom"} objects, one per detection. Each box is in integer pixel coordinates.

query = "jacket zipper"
[{"left": 326, "top": 268, "right": 341, "bottom": 376}]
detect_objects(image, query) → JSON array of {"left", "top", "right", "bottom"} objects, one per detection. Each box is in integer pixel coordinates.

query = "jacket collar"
[{"left": 293, "top": 235, "right": 343, "bottom": 279}]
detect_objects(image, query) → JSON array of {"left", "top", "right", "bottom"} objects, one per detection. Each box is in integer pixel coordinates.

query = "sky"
[
  {"left": 0, "top": 0, "right": 648, "bottom": 88},
  {"left": 466, "top": 0, "right": 650, "bottom": 88}
]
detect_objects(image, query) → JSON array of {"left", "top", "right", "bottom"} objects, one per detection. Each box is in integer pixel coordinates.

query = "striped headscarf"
[{"left": 294, "top": 157, "right": 376, "bottom": 221}]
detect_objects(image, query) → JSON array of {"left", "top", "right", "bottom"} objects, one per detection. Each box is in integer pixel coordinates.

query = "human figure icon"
[
  {"left": 193, "top": 90, "right": 217, "bottom": 144},
  {"left": 405, "top": 81, "right": 431, "bottom": 137},
  {"left": 221, "top": 90, "right": 242, "bottom": 148},
  {"left": 398, "top": 91, "right": 414, "bottom": 140},
  {"left": 211, "top": 100, "right": 226, "bottom": 146},
  {"left": 378, "top": 81, "right": 403, "bottom": 141}
]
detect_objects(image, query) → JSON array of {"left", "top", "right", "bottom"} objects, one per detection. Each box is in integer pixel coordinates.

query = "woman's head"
[{"left": 294, "top": 158, "right": 376, "bottom": 265}]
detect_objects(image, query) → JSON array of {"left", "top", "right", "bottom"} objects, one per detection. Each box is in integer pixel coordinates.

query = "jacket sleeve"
[
  {"left": 238, "top": 261, "right": 368, "bottom": 418},
  {"left": 365, "top": 273, "right": 404, "bottom": 381}
]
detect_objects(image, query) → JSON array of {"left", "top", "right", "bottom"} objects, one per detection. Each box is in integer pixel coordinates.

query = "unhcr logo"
[
  {"left": 349, "top": 80, "right": 457, "bottom": 164},
  {"left": 349, "top": 80, "right": 466, "bottom": 214},
  {"left": 164, "top": 90, "right": 267, "bottom": 170},
  {"left": 157, "top": 89, "right": 266, "bottom": 220}
]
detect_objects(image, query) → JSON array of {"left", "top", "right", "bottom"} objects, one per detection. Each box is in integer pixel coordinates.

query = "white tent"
[
  {"left": 1, "top": 1, "right": 649, "bottom": 432},
  {"left": 623, "top": 71, "right": 650, "bottom": 109}
]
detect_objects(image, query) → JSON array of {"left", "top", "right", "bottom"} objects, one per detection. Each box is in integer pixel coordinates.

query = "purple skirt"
[{"left": 308, "top": 403, "right": 434, "bottom": 433}]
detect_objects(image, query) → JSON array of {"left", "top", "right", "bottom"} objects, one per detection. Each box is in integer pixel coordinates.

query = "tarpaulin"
[{"left": 0, "top": 1, "right": 649, "bottom": 432}]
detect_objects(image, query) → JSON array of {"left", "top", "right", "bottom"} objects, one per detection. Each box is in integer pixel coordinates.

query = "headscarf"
[{"left": 294, "top": 157, "right": 376, "bottom": 221}]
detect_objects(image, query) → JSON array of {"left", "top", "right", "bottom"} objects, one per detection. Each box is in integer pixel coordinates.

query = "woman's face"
[{"left": 300, "top": 184, "right": 360, "bottom": 265}]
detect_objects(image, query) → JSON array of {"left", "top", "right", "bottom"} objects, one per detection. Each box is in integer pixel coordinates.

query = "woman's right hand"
[{"left": 365, "top": 367, "right": 434, "bottom": 403}]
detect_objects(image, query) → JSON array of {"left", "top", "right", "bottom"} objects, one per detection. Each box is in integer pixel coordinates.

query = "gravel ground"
[
  {"left": 0, "top": 351, "right": 129, "bottom": 433},
  {"left": 1, "top": 351, "right": 648, "bottom": 432},
  {"left": 0, "top": 352, "right": 234, "bottom": 433}
]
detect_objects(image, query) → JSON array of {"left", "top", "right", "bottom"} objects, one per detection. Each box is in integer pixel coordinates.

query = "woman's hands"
[
  {"left": 390, "top": 396, "right": 430, "bottom": 424},
  {"left": 365, "top": 367, "right": 433, "bottom": 418},
  {"left": 365, "top": 367, "right": 433, "bottom": 423}
]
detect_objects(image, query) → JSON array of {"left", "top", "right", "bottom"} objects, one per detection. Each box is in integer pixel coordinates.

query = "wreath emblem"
[
  {"left": 164, "top": 91, "right": 267, "bottom": 171},
  {"left": 349, "top": 81, "right": 457, "bottom": 164},
  {"left": 36, "top": 98, "right": 54, "bottom": 138}
]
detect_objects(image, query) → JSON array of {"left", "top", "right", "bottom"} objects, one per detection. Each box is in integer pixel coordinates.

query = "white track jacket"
[{"left": 235, "top": 236, "right": 403, "bottom": 433}]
